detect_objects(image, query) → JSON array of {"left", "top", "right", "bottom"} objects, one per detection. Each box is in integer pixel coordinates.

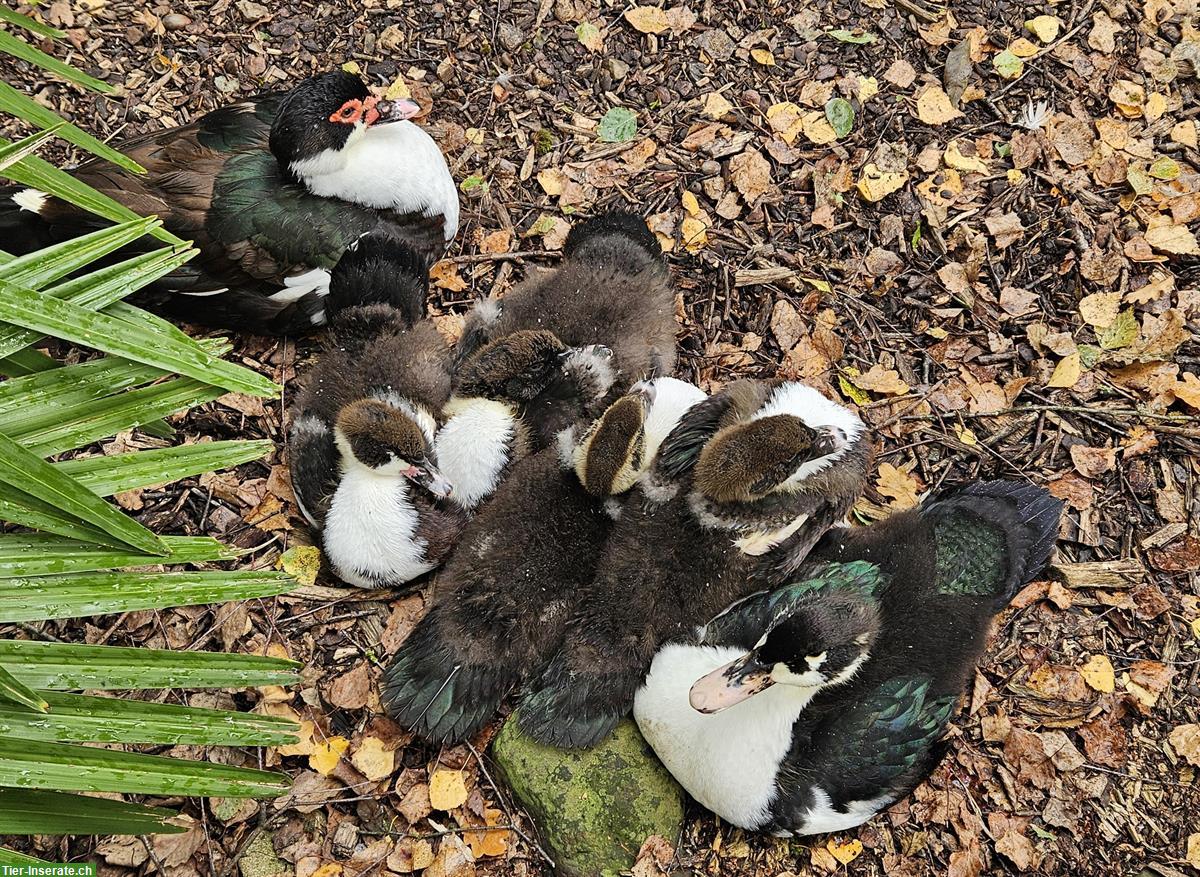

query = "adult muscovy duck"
[{"left": 0, "top": 71, "right": 459, "bottom": 334}]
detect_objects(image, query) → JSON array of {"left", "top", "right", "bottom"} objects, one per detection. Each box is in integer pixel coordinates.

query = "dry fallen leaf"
[
  {"left": 350, "top": 736, "right": 396, "bottom": 782},
  {"left": 750, "top": 47, "right": 775, "bottom": 66},
  {"left": 702, "top": 91, "right": 734, "bottom": 120},
  {"left": 430, "top": 260, "right": 467, "bottom": 292},
  {"left": 856, "top": 164, "right": 909, "bottom": 202},
  {"left": 1025, "top": 14, "right": 1061, "bottom": 42},
  {"left": 916, "top": 85, "right": 964, "bottom": 125},
  {"left": 827, "top": 838, "right": 864, "bottom": 865},
  {"left": 624, "top": 6, "right": 670, "bottom": 34},
  {"left": 1169, "top": 724, "right": 1200, "bottom": 767},
  {"left": 766, "top": 101, "right": 805, "bottom": 145},
  {"left": 854, "top": 364, "right": 910, "bottom": 396},
  {"left": 1080, "top": 654, "right": 1116, "bottom": 693},
  {"left": 1145, "top": 224, "right": 1200, "bottom": 255},
  {"left": 429, "top": 769, "right": 469, "bottom": 811},
  {"left": 1078, "top": 291, "right": 1122, "bottom": 329},
  {"left": 309, "top": 736, "right": 349, "bottom": 776},
  {"left": 1047, "top": 352, "right": 1082, "bottom": 388},
  {"left": 876, "top": 463, "right": 923, "bottom": 510}
]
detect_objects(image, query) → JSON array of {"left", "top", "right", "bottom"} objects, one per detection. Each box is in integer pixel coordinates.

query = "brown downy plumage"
[
  {"left": 455, "top": 211, "right": 676, "bottom": 445},
  {"left": 517, "top": 379, "right": 872, "bottom": 749},
  {"left": 381, "top": 378, "right": 700, "bottom": 743},
  {"left": 433, "top": 330, "right": 615, "bottom": 511},
  {"left": 289, "top": 235, "right": 461, "bottom": 589}
]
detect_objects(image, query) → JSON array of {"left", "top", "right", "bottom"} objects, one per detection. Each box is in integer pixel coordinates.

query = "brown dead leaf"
[
  {"left": 430, "top": 260, "right": 467, "bottom": 292},
  {"left": 327, "top": 662, "right": 371, "bottom": 710},
  {"left": 988, "top": 813, "right": 1039, "bottom": 871},
  {"left": 702, "top": 91, "right": 734, "bottom": 120},
  {"left": 1169, "top": 724, "right": 1200, "bottom": 767},
  {"left": 876, "top": 462, "right": 923, "bottom": 509},
  {"left": 729, "top": 148, "right": 773, "bottom": 206},
  {"left": 1068, "top": 444, "right": 1117, "bottom": 479},
  {"left": 624, "top": 5, "right": 669, "bottom": 33},
  {"left": 855, "top": 364, "right": 910, "bottom": 396},
  {"left": 985, "top": 212, "right": 1024, "bottom": 249},
  {"left": 884, "top": 58, "right": 916, "bottom": 88},
  {"left": 1145, "top": 224, "right": 1200, "bottom": 255},
  {"left": 916, "top": 85, "right": 964, "bottom": 125},
  {"left": 1079, "top": 711, "right": 1127, "bottom": 768}
]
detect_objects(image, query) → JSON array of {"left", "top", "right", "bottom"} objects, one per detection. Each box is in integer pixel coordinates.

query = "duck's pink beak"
[
  {"left": 688, "top": 652, "right": 775, "bottom": 714},
  {"left": 374, "top": 97, "right": 422, "bottom": 123}
]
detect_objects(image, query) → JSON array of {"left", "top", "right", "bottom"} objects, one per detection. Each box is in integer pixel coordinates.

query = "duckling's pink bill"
[{"left": 688, "top": 654, "right": 775, "bottom": 713}]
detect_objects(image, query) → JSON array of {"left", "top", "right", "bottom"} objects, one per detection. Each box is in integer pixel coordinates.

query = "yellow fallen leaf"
[
  {"left": 751, "top": 48, "right": 775, "bottom": 65},
  {"left": 702, "top": 92, "right": 735, "bottom": 119},
  {"left": 827, "top": 838, "right": 864, "bottom": 865},
  {"left": 1025, "top": 14, "right": 1061, "bottom": 42},
  {"left": 429, "top": 768, "right": 469, "bottom": 810},
  {"left": 1168, "top": 724, "right": 1200, "bottom": 767},
  {"left": 624, "top": 5, "right": 669, "bottom": 34},
  {"left": 341, "top": 61, "right": 361, "bottom": 75},
  {"left": 956, "top": 425, "right": 977, "bottom": 446},
  {"left": 876, "top": 462, "right": 922, "bottom": 510},
  {"left": 681, "top": 191, "right": 702, "bottom": 216},
  {"left": 384, "top": 77, "right": 412, "bottom": 100},
  {"left": 277, "top": 718, "right": 315, "bottom": 757},
  {"left": 412, "top": 840, "right": 435, "bottom": 871},
  {"left": 857, "top": 76, "right": 879, "bottom": 102},
  {"left": 1109, "top": 79, "right": 1146, "bottom": 117},
  {"left": 1078, "top": 291, "right": 1122, "bottom": 329},
  {"left": 1008, "top": 37, "right": 1040, "bottom": 58},
  {"left": 309, "top": 736, "right": 349, "bottom": 776},
  {"left": 680, "top": 215, "right": 709, "bottom": 253},
  {"left": 1080, "top": 654, "right": 1115, "bottom": 693},
  {"left": 277, "top": 545, "right": 321, "bottom": 588},
  {"left": 1145, "top": 224, "right": 1200, "bottom": 255},
  {"left": 766, "top": 101, "right": 805, "bottom": 145},
  {"left": 856, "top": 163, "right": 909, "bottom": 202},
  {"left": 465, "top": 807, "right": 511, "bottom": 859},
  {"left": 312, "top": 865, "right": 343, "bottom": 877},
  {"left": 1170, "top": 120, "right": 1198, "bottom": 148},
  {"left": 1047, "top": 352, "right": 1082, "bottom": 389},
  {"left": 1145, "top": 92, "right": 1167, "bottom": 123},
  {"left": 1192, "top": 617, "right": 1200, "bottom": 640},
  {"left": 350, "top": 736, "right": 396, "bottom": 782},
  {"left": 802, "top": 111, "right": 837, "bottom": 144},
  {"left": 916, "top": 85, "right": 963, "bottom": 124},
  {"left": 944, "top": 140, "right": 988, "bottom": 173}
]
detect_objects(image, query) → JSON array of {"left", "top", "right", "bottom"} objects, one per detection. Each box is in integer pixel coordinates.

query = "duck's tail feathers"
[
  {"left": 924, "top": 480, "right": 1062, "bottom": 609},
  {"left": 327, "top": 231, "right": 431, "bottom": 326},
  {"left": 0, "top": 188, "right": 56, "bottom": 255},
  {"left": 381, "top": 616, "right": 517, "bottom": 744},
  {"left": 563, "top": 211, "right": 662, "bottom": 268}
]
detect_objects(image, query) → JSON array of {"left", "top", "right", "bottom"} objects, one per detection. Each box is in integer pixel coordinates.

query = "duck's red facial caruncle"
[{"left": 330, "top": 95, "right": 422, "bottom": 127}]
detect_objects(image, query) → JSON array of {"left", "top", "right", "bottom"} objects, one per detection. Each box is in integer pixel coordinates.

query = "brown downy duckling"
[
  {"left": 455, "top": 211, "right": 677, "bottom": 441},
  {"left": 517, "top": 379, "right": 871, "bottom": 749},
  {"left": 289, "top": 234, "right": 461, "bottom": 588},
  {"left": 434, "top": 330, "right": 616, "bottom": 511},
  {"left": 382, "top": 377, "right": 705, "bottom": 742}
]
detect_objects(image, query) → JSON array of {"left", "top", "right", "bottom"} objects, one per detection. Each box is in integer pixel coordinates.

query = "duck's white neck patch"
[
  {"left": 754, "top": 383, "right": 864, "bottom": 485},
  {"left": 634, "top": 643, "right": 815, "bottom": 830},
  {"left": 290, "top": 121, "right": 460, "bottom": 242}
]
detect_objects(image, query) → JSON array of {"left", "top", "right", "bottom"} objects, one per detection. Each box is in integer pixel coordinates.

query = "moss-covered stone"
[
  {"left": 492, "top": 716, "right": 684, "bottom": 877},
  {"left": 238, "top": 832, "right": 290, "bottom": 877}
]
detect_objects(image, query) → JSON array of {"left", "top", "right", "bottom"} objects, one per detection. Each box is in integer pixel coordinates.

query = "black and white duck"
[
  {"left": 381, "top": 376, "right": 706, "bottom": 742},
  {"left": 455, "top": 211, "right": 677, "bottom": 446},
  {"left": 0, "top": 71, "right": 458, "bottom": 334},
  {"left": 517, "top": 379, "right": 870, "bottom": 749},
  {"left": 634, "top": 481, "right": 1062, "bottom": 836}
]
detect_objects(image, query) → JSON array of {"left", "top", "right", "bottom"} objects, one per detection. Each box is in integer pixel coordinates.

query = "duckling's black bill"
[
  {"left": 406, "top": 461, "right": 453, "bottom": 499},
  {"left": 689, "top": 652, "right": 775, "bottom": 713}
]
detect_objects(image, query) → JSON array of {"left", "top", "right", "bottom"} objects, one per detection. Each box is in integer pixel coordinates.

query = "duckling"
[
  {"left": 517, "top": 379, "right": 869, "bottom": 749},
  {"left": 634, "top": 481, "right": 1062, "bottom": 835},
  {"left": 455, "top": 211, "right": 677, "bottom": 431},
  {"left": 289, "top": 234, "right": 460, "bottom": 589},
  {"left": 434, "top": 330, "right": 617, "bottom": 511},
  {"left": 381, "top": 377, "right": 705, "bottom": 742}
]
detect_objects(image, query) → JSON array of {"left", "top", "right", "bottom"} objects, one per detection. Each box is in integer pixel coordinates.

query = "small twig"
[
  {"left": 467, "top": 741, "right": 557, "bottom": 868},
  {"left": 449, "top": 250, "right": 555, "bottom": 265}
]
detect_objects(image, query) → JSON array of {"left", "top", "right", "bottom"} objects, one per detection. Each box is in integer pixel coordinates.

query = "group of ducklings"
[{"left": 288, "top": 213, "right": 1062, "bottom": 837}]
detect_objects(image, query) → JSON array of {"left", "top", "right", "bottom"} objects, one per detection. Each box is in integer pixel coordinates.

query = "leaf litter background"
[{"left": 2, "top": 0, "right": 1200, "bottom": 875}]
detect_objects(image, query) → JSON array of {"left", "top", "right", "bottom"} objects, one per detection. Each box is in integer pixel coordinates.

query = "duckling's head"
[
  {"left": 455, "top": 330, "right": 569, "bottom": 401},
  {"left": 693, "top": 415, "right": 848, "bottom": 504},
  {"left": 334, "top": 398, "right": 451, "bottom": 498},
  {"left": 689, "top": 590, "right": 880, "bottom": 713},
  {"left": 572, "top": 382, "right": 656, "bottom": 497}
]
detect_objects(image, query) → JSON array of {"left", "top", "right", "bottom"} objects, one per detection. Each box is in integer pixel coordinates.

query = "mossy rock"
[{"left": 492, "top": 716, "right": 684, "bottom": 877}]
